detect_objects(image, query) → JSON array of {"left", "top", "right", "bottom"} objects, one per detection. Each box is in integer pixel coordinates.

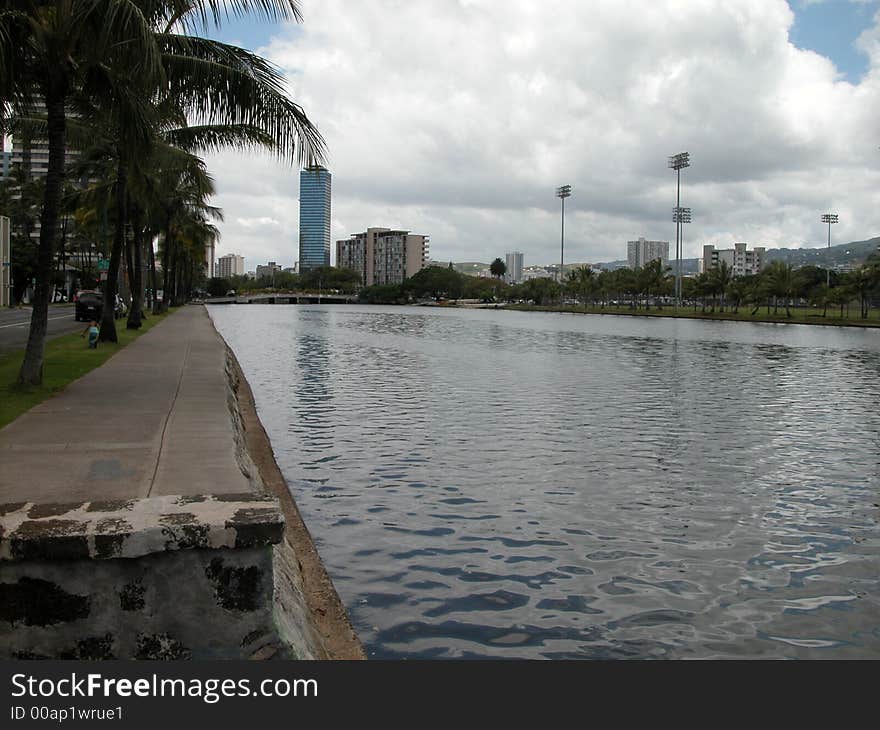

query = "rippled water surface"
[{"left": 210, "top": 305, "right": 880, "bottom": 658}]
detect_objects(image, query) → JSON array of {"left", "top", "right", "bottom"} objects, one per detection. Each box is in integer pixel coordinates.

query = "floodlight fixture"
[
  {"left": 668, "top": 152, "right": 690, "bottom": 171},
  {"left": 821, "top": 213, "right": 839, "bottom": 287}
]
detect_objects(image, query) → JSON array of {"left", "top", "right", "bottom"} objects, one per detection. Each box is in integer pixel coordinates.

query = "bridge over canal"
[{"left": 205, "top": 292, "right": 358, "bottom": 305}]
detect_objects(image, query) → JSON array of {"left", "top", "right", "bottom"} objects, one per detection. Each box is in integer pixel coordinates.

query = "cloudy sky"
[{"left": 204, "top": 0, "right": 880, "bottom": 270}]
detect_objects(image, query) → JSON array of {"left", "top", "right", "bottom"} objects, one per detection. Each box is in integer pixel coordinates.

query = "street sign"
[{"left": 98, "top": 259, "right": 110, "bottom": 271}]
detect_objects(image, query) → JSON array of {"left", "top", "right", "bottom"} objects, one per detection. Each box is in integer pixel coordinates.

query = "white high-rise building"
[
  {"left": 505, "top": 252, "right": 524, "bottom": 284},
  {"left": 627, "top": 238, "right": 669, "bottom": 269},
  {"left": 216, "top": 253, "right": 245, "bottom": 279}
]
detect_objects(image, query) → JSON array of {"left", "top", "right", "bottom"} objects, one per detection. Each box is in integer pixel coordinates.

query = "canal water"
[{"left": 209, "top": 305, "right": 880, "bottom": 659}]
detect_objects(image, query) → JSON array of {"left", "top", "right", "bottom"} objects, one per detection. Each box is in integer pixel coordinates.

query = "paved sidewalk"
[{"left": 0, "top": 306, "right": 254, "bottom": 504}]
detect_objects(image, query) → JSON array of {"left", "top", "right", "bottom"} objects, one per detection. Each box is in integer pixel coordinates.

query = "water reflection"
[{"left": 211, "top": 305, "right": 880, "bottom": 659}]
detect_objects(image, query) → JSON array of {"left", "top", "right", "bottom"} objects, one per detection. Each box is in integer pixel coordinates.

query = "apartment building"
[
  {"left": 627, "top": 237, "right": 669, "bottom": 269},
  {"left": 216, "top": 253, "right": 245, "bottom": 279},
  {"left": 255, "top": 261, "right": 282, "bottom": 279},
  {"left": 702, "top": 243, "right": 766, "bottom": 277},
  {"left": 336, "top": 228, "right": 429, "bottom": 286}
]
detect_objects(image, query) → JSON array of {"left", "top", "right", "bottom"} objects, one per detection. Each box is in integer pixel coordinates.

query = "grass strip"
[{"left": 0, "top": 309, "right": 174, "bottom": 430}]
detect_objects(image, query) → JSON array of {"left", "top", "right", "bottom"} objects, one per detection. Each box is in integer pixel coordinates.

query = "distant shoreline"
[{"left": 501, "top": 303, "right": 880, "bottom": 329}]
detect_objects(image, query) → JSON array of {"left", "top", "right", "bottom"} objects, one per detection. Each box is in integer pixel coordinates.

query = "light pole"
[
  {"left": 821, "top": 213, "right": 838, "bottom": 288},
  {"left": 672, "top": 206, "right": 691, "bottom": 305},
  {"left": 556, "top": 185, "right": 571, "bottom": 285},
  {"left": 668, "top": 152, "right": 690, "bottom": 307}
]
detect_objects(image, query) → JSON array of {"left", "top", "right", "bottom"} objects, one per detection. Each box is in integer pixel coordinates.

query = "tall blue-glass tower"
[{"left": 299, "top": 165, "right": 331, "bottom": 271}]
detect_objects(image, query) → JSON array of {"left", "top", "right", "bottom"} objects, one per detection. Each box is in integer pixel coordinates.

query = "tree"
[
  {"left": 566, "top": 265, "right": 595, "bottom": 308},
  {"left": 300, "top": 266, "right": 361, "bottom": 293},
  {"left": 764, "top": 261, "right": 796, "bottom": 317},
  {"left": 707, "top": 260, "right": 732, "bottom": 312},
  {"left": 207, "top": 277, "right": 231, "bottom": 297},
  {"left": 358, "top": 283, "right": 407, "bottom": 304},
  {"left": 489, "top": 257, "right": 506, "bottom": 279},
  {"left": 3, "top": 0, "right": 325, "bottom": 382},
  {"left": 406, "top": 266, "right": 465, "bottom": 300},
  {"left": 638, "top": 259, "right": 670, "bottom": 310},
  {"left": 2, "top": 0, "right": 161, "bottom": 383},
  {"left": 516, "top": 277, "right": 559, "bottom": 306}
]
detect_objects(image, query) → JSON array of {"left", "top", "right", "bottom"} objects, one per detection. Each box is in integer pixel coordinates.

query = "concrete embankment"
[{"left": 0, "top": 306, "right": 363, "bottom": 660}]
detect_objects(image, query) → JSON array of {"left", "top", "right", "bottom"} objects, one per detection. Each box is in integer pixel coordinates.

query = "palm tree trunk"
[
  {"left": 99, "top": 156, "right": 128, "bottom": 342},
  {"left": 161, "top": 223, "right": 172, "bottom": 312},
  {"left": 100, "top": 157, "right": 127, "bottom": 343},
  {"left": 127, "top": 226, "right": 144, "bottom": 329},
  {"left": 18, "top": 86, "right": 66, "bottom": 386}
]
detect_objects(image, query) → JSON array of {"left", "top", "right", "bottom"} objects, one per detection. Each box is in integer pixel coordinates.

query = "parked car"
[{"left": 75, "top": 291, "right": 103, "bottom": 321}]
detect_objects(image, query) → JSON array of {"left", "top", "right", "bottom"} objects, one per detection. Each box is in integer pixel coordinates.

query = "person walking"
[{"left": 81, "top": 320, "right": 100, "bottom": 349}]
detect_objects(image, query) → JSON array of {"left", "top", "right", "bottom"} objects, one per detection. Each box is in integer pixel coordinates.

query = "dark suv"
[{"left": 75, "top": 291, "right": 103, "bottom": 321}]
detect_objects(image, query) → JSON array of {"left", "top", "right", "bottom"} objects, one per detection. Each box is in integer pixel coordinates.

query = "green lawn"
[
  {"left": 0, "top": 309, "right": 174, "bottom": 430},
  {"left": 505, "top": 303, "right": 880, "bottom": 328}
]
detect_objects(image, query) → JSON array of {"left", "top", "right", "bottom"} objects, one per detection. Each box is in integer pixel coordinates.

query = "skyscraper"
[
  {"left": 505, "top": 252, "right": 524, "bottom": 284},
  {"left": 299, "top": 165, "right": 331, "bottom": 271}
]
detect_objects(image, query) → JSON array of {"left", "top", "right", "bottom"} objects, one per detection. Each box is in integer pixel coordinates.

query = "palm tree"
[
  {"left": 727, "top": 276, "right": 747, "bottom": 314},
  {"left": 489, "top": 257, "right": 506, "bottom": 280},
  {"left": 847, "top": 264, "right": 878, "bottom": 320},
  {"left": 764, "top": 261, "right": 796, "bottom": 317},
  {"left": 2, "top": 0, "right": 161, "bottom": 384},
  {"left": 638, "top": 259, "right": 669, "bottom": 310},
  {"left": 567, "top": 265, "right": 595, "bottom": 308},
  {"left": 3, "top": 0, "right": 325, "bottom": 382},
  {"left": 708, "top": 260, "right": 732, "bottom": 313}
]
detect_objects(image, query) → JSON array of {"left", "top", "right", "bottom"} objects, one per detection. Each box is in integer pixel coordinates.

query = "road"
[{"left": 0, "top": 305, "right": 83, "bottom": 356}]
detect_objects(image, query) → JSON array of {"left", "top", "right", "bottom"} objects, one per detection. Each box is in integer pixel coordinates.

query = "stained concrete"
[{"left": 0, "top": 305, "right": 362, "bottom": 659}]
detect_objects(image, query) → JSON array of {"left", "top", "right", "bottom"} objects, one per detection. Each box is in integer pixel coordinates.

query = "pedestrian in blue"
[{"left": 81, "top": 320, "right": 99, "bottom": 349}]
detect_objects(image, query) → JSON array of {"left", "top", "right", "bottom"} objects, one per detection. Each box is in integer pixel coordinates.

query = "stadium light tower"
[
  {"left": 821, "top": 213, "right": 839, "bottom": 288},
  {"left": 668, "top": 152, "right": 690, "bottom": 307},
  {"left": 556, "top": 185, "right": 572, "bottom": 284},
  {"left": 672, "top": 206, "right": 692, "bottom": 304}
]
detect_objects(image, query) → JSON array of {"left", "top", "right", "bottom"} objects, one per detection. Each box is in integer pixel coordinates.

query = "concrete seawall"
[{"left": 0, "top": 306, "right": 363, "bottom": 660}]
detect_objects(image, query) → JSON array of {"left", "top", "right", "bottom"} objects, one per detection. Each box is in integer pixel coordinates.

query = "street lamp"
[
  {"left": 668, "top": 152, "right": 690, "bottom": 307},
  {"left": 821, "top": 213, "right": 838, "bottom": 288},
  {"left": 556, "top": 185, "right": 571, "bottom": 284}
]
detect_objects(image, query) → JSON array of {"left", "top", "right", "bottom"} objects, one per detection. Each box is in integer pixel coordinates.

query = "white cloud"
[{"left": 205, "top": 0, "right": 880, "bottom": 268}]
